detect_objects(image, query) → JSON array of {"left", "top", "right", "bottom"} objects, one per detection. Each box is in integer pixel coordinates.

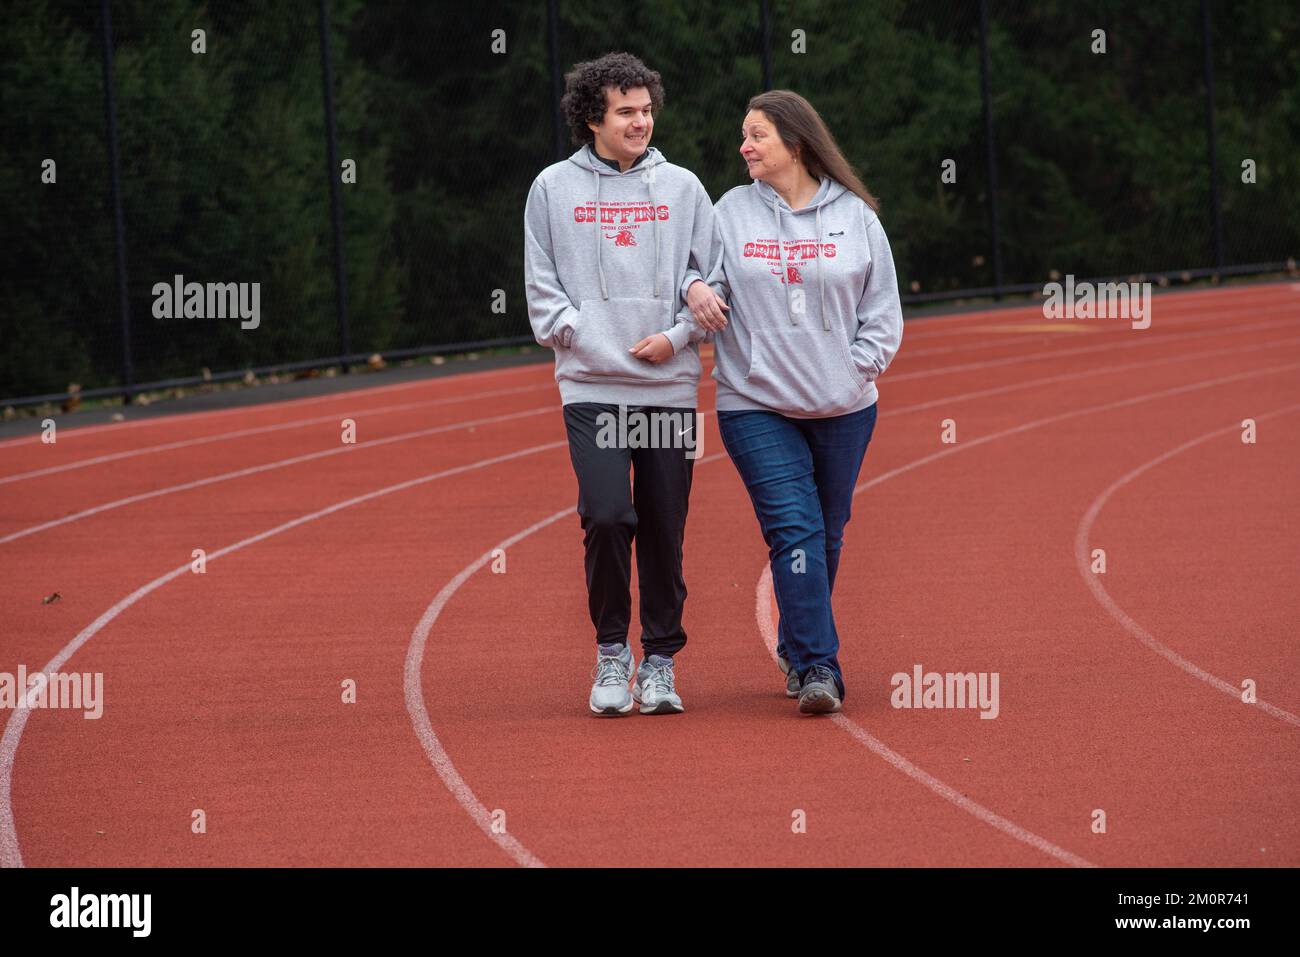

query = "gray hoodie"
[
  {"left": 524, "top": 145, "right": 712, "bottom": 408},
  {"left": 701, "top": 177, "right": 904, "bottom": 418}
]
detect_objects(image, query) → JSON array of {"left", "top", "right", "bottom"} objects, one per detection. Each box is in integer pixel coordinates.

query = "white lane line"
[
  {"left": 403, "top": 443, "right": 731, "bottom": 869},
  {"left": 412, "top": 356, "right": 1300, "bottom": 867},
  {"left": 10, "top": 323, "right": 1300, "bottom": 553},
  {"left": 0, "top": 383, "right": 556, "bottom": 486},
  {"left": 413, "top": 361, "right": 1156, "bottom": 867},
  {"left": 2, "top": 290, "right": 1287, "bottom": 483},
  {"left": 754, "top": 568, "right": 1096, "bottom": 868},
  {"left": 7, "top": 329, "right": 1299, "bottom": 550},
  {"left": 0, "top": 405, "right": 558, "bottom": 545},
  {"left": 898, "top": 285, "right": 1296, "bottom": 340},
  {"left": 0, "top": 439, "right": 571, "bottom": 868},
  {"left": 404, "top": 509, "right": 567, "bottom": 868},
  {"left": 888, "top": 312, "right": 1298, "bottom": 383},
  {"left": 857, "top": 362, "right": 1300, "bottom": 502},
  {"left": 751, "top": 359, "right": 1300, "bottom": 866},
  {"left": 887, "top": 333, "right": 1300, "bottom": 416},
  {"left": 1, "top": 376, "right": 724, "bottom": 488},
  {"left": 7, "top": 304, "right": 1286, "bottom": 489},
  {"left": 902, "top": 299, "right": 1298, "bottom": 358},
  {"left": 1074, "top": 404, "right": 1300, "bottom": 729},
  {"left": 0, "top": 360, "right": 550, "bottom": 450},
  {"left": 3, "top": 283, "right": 1284, "bottom": 453},
  {"left": 7, "top": 343, "right": 1297, "bottom": 867},
  {"left": 2, "top": 303, "right": 1247, "bottom": 481}
]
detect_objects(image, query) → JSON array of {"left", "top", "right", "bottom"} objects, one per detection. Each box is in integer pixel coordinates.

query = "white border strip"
[
  {"left": 1074, "top": 404, "right": 1300, "bottom": 728},
  {"left": 0, "top": 440, "right": 568, "bottom": 868}
]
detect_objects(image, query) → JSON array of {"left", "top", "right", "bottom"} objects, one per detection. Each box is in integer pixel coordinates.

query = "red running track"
[{"left": 1, "top": 283, "right": 1298, "bottom": 867}]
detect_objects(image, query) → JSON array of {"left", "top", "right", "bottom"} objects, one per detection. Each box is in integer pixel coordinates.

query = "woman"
[{"left": 684, "top": 90, "right": 904, "bottom": 714}]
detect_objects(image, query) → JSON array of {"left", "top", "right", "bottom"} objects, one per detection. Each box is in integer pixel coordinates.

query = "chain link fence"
[{"left": 3, "top": 0, "right": 1296, "bottom": 404}]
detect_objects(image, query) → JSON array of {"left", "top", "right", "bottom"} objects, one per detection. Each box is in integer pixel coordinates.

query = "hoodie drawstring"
[
  {"left": 772, "top": 201, "right": 794, "bottom": 326},
  {"left": 815, "top": 204, "right": 828, "bottom": 331},
  {"left": 647, "top": 175, "right": 661, "bottom": 299},
  {"left": 592, "top": 147, "right": 660, "bottom": 300},
  {"left": 770, "top": 188, "right": 828, "bottom": 330},
  {"left": 592, "top": 166, "right": 608, "bottom": 300}
]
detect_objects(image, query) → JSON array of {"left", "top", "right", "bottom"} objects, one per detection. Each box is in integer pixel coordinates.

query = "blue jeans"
[{"left": 717, "top": 403, "right": 878, "bottom": 698}]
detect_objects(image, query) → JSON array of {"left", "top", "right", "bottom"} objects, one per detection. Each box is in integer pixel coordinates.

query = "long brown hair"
[{"left": 746, "top": 90, "right": 881, "bottom": 213}]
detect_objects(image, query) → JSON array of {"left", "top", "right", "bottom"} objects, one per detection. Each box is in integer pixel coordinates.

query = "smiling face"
[
  {"left": 740, "top": 109, "right": 798, "bottom": 181},
  {"left": 588, "top": 85, "right": 653, "bottom": 165}
]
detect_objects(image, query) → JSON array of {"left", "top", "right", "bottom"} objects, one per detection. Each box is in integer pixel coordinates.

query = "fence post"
[
  {"left": 760, "top": 0, "right": 773, "bottom": 91},
  {"left": 549, "top": 0, "right": 564, "bottom": 161},
  {"left": 99, "top": 0, "right": 133, "bottom": 402},
  {"left": 318, "top": 0, "right": 351, "bottom": 371},
  {"left": 977, "top": 0, "right": 1004, "bottom": 299},
  {"left": 1200, "top": 0, "right": 1224, "bottom": 272}
]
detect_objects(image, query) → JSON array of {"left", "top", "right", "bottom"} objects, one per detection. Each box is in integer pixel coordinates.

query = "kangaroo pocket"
[
  {"left": 745, "top": 319, "right": 866, "bottom": 417},
  {"left": 559, "top": 297, "right": 700, "bottom": 384}
]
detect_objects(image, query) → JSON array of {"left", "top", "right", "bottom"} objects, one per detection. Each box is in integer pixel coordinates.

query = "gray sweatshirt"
[
  {"left": 524, "top": 145, "right": 712, "bottom": 408},
  {"left": 700, "top": 177, "right": 904, "bottom": 418}
]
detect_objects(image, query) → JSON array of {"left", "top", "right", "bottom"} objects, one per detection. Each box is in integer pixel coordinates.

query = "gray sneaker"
[
  {"left": 777, "top": 652, "right": 801, "bottom": 698},
  {"left": 798, "top": 664, "right": 843, "bottom": 715},
  {"left": 633, "top": 654, "right": 684, "bottom": 714},
  {"left": 589, "top": 642, "right": 636, "bottom": 716}
]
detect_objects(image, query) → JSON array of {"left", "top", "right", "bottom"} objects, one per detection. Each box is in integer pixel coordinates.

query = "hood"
[
  {"left": 567, "top": 145, "right": 670, "bottom": 301},
  {"left": 754, "top": 177, "right": 848, "bottom": 331},
  {"left": 567, "top": 144, "right": 667, "bottom": 175}
]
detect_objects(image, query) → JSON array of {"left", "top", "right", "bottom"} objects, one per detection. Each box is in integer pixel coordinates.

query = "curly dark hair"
[{"left": 560, "top": 52, "right": 664, "bottom": 147}]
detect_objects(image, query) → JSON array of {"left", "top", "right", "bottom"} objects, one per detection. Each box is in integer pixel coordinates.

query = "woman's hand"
[
  {"left": 629, "top": 333, "right": 675, "bottom": 364},
  {"left": 685, "top": 280, "right": 730, "bottom": 331}
]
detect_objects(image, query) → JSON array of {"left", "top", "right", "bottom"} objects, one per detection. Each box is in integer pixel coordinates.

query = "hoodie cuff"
[
  {"left": 681, "top": 273, "right": 705, "bottom": 302},
  {"left": 662, "top": 321, "right": 695, "bottom": 355}
]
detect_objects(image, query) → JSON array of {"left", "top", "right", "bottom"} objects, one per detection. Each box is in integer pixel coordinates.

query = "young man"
[{"left": 524, "top": 52, "right": 719, "bottom": 716}]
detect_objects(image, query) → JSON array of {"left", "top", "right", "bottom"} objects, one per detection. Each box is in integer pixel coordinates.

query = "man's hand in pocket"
[{"left": 629, "top": 333, "right": 675, "bottom": 364}]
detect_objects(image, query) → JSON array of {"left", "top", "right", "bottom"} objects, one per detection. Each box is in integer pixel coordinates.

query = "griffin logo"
[
  {"left": 770, "top": 265, "right": 803, "bottom": 284},
  {"left": 606, "top": 230, "right": 637, "bottom": 246}
]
